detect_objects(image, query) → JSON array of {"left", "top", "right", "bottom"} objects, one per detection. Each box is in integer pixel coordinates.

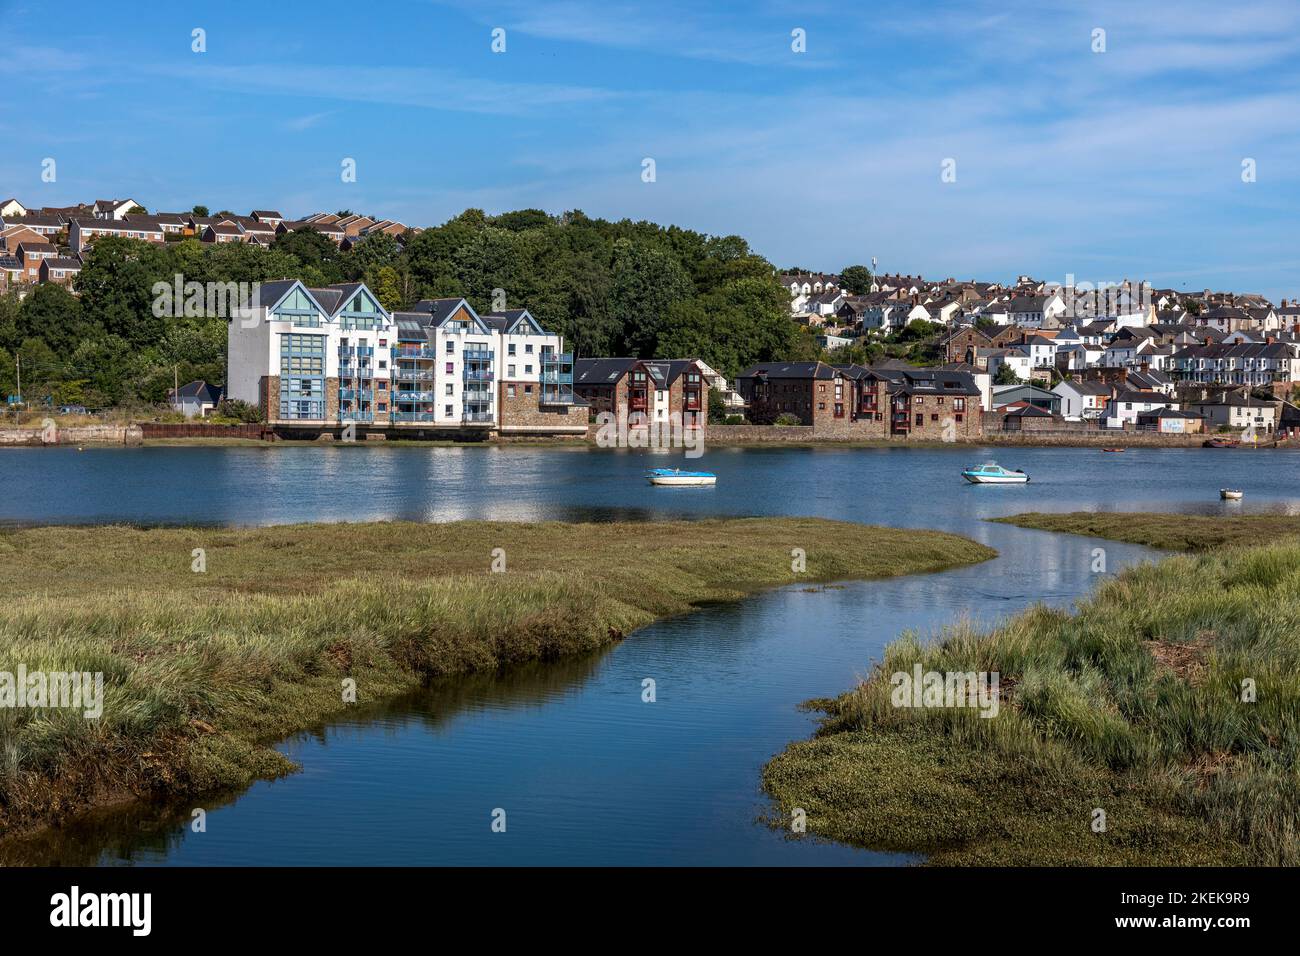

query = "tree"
[
  {"left": 127, "top": 205, "right": 147, "bottom": 215},
  {"left": 18, "top": 282, "right": 94, "bottom": 356},
  {"left": 994, "top": 363, "right": 1023, "bottom": 385},
  {"left": 191, "top": 205, "right": 209, "bottom": 217},
  {"left": 342, "top": 231, "right": 400, "bottom": 281},
  {"left": 609, "top": 239, "right": 693, "bottom": 356},
  {"left": 272, "top": 228, "right": 342, "bottom": 282},
  {"left": 369, "top": 266, "right": 404, "bottom": 311},
  {"left": 708, "top": 388, "right": 727, "bottom": 424},
  {"left": 840, "top": 264, "right": 873, "bottom": 295}
]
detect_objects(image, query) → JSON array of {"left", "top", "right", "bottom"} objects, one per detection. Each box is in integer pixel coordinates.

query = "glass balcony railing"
[
  {"left": 393, "top": 368, "right": 433, "bottom": 381},
  {"left": 339, "top": 409, "right": 375, "bottom": 422},
  {"left": 338, "top": 346, "right": 374, "bottom": 358},
  {"left": 393, "top": 345, "right": 435, "bottom": 359},
  {"left": 463, "top": 349, "right": 494, "bottom": 362},
  {"left": 390, "top": 411, "right": 436, "bottom": 422},
  {"left": 463, "top": 368, "right": 494, "bottom": 382},
  {"left": 394, "top": 390, "right": 435, "bottom": 403},
  {"left": 340, "top": 388, "right": 374, "bottom": 401},
  {"left": 463, "top": 410, "right": 495, "bottom": 423},
  {"left": 539, "top": 385, "right": 576, "bottom": 405}
]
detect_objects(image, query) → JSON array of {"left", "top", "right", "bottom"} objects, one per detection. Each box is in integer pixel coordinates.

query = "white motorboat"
[
  {"left": 647, "top": 468, "right": 716, "bottom": 487},
  {"left": 961, "top": 462, "right": 1029, "bottom": 484},
  {"left": 1220, "top": 488, "right": 1243, "bottom": 500}
]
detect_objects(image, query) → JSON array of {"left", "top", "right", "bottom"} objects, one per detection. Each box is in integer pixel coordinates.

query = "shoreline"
[
  {"left": 0, "top": 517, "right": 995, "bottom": 853},
  {"left": 3, "top": 428, "right": 1291, "bottom": 450},
  {"left": 763, "top": 512, "right": 1300, "bottom": 865}
]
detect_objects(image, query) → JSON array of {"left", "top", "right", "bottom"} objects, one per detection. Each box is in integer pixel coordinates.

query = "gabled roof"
[
  {"left": 409, "top": 297, "right": 489, "bottom": 332},
  {"left": 252, "top": 278, "right": 320, "bottom": 311},
  {"left": 1056, "top": 379, "right": 1112, "bottom": 395},
  {"left": 170, "top": 380, "right": 224, "bottom": 404},
  {"left": 485, "top": 308, "right": 545, "bottom": 335}
]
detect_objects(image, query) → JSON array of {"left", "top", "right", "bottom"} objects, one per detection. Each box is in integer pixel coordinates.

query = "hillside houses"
[{"left": 0, "top": 196, "right": 420, "bottom": 293}]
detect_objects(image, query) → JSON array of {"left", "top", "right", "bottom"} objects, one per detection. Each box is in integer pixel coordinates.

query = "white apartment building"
[
  {"left": 227, "top": 280, "right": 394, "bottom": 424},
  {"left": 227, "top": 283, "right": 585, "bottom": 435}
]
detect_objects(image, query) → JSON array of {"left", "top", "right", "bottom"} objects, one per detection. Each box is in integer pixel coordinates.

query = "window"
[
  {"left": 931, "top": 414, "right": 939, "bottom": 422},
  {"left": 446, "top": 341, "right": 455, "bottom": 354},
  {"left": 508, "top": 364, "right": 516, "bottom": 377},
  {"left": 444, "top": 404, "right": 453, "bottom": 416},
  {"left": 525, "top": 365, "right": 533, "bottom": 375},
  {"left": 524, "top": 384, "right": 533, "bottom": 394},
  {"left": 508, "top": 343, "right": 516, "bottom": 356},
  {"left": 915, "top": 396, "right": 923, "bottom": 404},
  {"left": 915, "top": 414, "right": 923, "bottom": 426},
  {"left": 954, "top": 398, "right": 966, "bottom": 412},
  {"left": 525, "top": 344, "right": 533, "bottom": 354},
  {"left": 445, "top": 383, "right": 454, "bottom": 395},
  {"left": 446, "top": 362, "right": 454, "bottom": 374},
  {"left": 507, "top": 384, "right": 516, "bottom": 398}
]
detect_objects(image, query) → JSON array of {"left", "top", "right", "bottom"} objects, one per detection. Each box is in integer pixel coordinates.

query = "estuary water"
[{"left": 3, "top": 443, "right": 1296, "bottom": 865}]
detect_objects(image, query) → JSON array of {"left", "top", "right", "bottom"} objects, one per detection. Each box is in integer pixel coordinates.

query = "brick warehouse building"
[
  {"left": 573, "top": 358, "right": 706, "bottom": 434},
  {"left": 735, "top": 361, "right": 983, "bottom": 440}
]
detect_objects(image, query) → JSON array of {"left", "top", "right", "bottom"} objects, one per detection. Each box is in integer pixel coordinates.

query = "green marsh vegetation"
[
  {"left": 765, "top": 513, "right": 1300, "bottom": 865},
  {"left": 0, "top": 517, "right": 993, "bottom": 840}
]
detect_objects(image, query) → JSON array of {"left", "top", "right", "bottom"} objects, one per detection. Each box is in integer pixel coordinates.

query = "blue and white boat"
[
  {"left": 961, "top": 461, "right": 1029, "bottom": 484},
  {"left": 647, "top": 467, "right": 717, "bottom": 487}
]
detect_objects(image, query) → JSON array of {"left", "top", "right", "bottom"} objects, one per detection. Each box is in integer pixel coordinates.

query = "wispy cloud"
[{"left": 285, "top": 111, "right": 335, "bottom": 131}]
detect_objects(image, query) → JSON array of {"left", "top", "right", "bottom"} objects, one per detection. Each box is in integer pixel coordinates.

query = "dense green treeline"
[{"left": 0, "top": 208, "right": 805, "bottom": 409}]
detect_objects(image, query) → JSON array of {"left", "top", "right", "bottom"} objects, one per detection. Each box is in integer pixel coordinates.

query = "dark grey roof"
[
  {"left": 1110, "top": 391, "right": 1175, "bottom": 404},
  {"left": 252, "top": 279, "right": 304, "bottom": 309},
  {"left": 574, "top": 358, "right": 640, "bottom": 384},
  {"left": 1137, "top": 407, "right": 1203, "bottom": 419},
  {"left": 737, "top": 361, "right": 838, "bottom": 380},
  {"left": 1058, "top": 379, "right": 1112, "bottom": 395},
  {"left": 307, "top": 287, "right": 343, "bottom": 315},
  {"left": 171, "top": 380, "right": 224, "bottom": 403}
]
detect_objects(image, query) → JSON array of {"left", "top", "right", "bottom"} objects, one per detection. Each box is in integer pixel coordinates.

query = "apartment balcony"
[
  {"left": 463, "top": 349, "right": 494, "bottom": 363},
  {"left": 462, "top": 410, "right": 495, "bottom": 423},
  {"left": 339, "top": 409, "right": 375, "bottom": 422},
  {"left": 393, "top": 368, "right": 434, "bottom": 382},
  {"left": 539, "top": 384, "right": 577, "bottom": 405},
  {"left": 339, "top": 388, "right": 374, "bottom": 401},
  {"left": 394, "top": 390, "right": 435, "bottom": 403},
  {"left": 392, "top": 345, "right": 436, "bottom": 359},
  {"left": 337, "top": 366, "right": 372, "bottom": 380},
  {"left": 390, "top": 411, "right": 437, "bottom": 423},
  {"left": 540, "top": 352, "right": 574, "bottom": 385},
  {"left": 463, "top": 368, "right": 494, "bottom": 383},
  {"left": 338, "top": 346, "right": 374, "bottom": 358}
]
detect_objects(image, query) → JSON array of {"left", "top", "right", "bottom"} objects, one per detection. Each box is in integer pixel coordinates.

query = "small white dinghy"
[
  {"left": 1220, "top": 488, "right": 1243, "bottom": 500},
  {"left": 647, "top": 467, "right": 716, "bottom": 487},
  {"left": 961, "top": 462, "right": 1029, "bottom": 484}
]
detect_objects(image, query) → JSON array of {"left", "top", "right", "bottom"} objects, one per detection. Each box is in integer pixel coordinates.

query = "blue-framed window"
[{"left": 279, "top": 332, "right": 326, "bottom": 419}]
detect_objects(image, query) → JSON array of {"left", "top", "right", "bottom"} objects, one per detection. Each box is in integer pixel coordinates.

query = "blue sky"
[{"left": 3, "top": 0, "right": 1299, "bottom": 300}]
